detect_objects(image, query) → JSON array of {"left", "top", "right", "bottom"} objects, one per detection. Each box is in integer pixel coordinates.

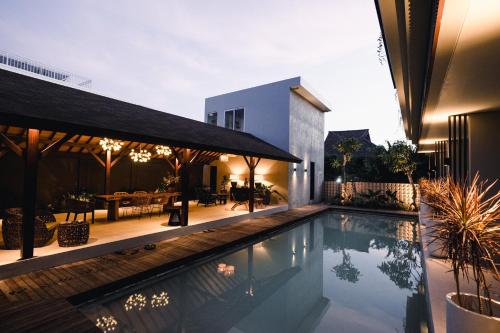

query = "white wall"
[
  {"left": 204, "top": 77, "right": 327, "bottom": 208},
  {"left": 288, "top": 91, "right": 325, "bottom": 208},
  {"left": 204, "top": 77, "right": 300, "bottom": 151}
]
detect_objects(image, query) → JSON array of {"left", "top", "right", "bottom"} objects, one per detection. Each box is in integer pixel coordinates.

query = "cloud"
[{"left": 0, "top": 0, "right": 404, "bottom": 143}]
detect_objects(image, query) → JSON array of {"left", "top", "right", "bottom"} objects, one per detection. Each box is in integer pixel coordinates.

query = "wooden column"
[
  {"left": 21, "top": 129, "right": 40, "bottom": 259},
  {"left": 105, "top": 149, "right": 111, "bottom": 194},
  {"left": 244, "top": 156, "right": 260, "bottom": 213},
  {"left": 249, "top": 159, "right": 255, "bottom": 212},
  {"left": 180, "top": 149, "right": 191, "bottom": 226}
]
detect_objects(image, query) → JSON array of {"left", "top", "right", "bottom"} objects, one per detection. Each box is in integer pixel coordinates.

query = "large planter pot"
[{"left": 446, "top": 292, "right": 500, "bottom": 333}]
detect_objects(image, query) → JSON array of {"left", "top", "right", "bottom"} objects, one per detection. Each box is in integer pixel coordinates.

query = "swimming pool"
[{"left": 80, "top": 211, "right": 428, "bottom": 333}]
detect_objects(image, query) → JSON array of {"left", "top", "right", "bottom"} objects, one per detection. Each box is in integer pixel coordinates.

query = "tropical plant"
[
  {"left": 221, "top": 174, "right": 229, "bottom": 191},
  {"left": 158, "top": 173, "right": 180, "bottom": 192},
  {"left": 425, "top": 173, "right": 500, "bottom": 315},
  {"left": 419, "top": 177, "right": 448, "bottom": 211},
  {"left": 332, "top": 251, "right": 361, "bottom": 283},
  {"left": 334, "top": 138, "right": 362, "bottom": 184},
  {"left": 385, "top": 141, "right": 418, "bottom": 210}
]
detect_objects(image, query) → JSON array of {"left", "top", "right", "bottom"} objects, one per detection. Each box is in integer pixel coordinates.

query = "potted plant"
[
  {"left": 221, "top": 174, "right": 229, "bottom": 192},
  {"left": 421, "top": 177, "right": 449, "bottom": 258},
  {"left": 158, "top": 173, "right": 180, "bottom": 192},
  {"left": 260, "top": 184, "right": 274, "bottom": 205},
  {"left": 426, "top": 173, "right": 500, "bottom": 333}
]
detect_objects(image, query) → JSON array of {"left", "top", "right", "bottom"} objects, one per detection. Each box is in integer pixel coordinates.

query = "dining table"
[{"left": 94, "top": 192, "right": 181, "bottom": 221}]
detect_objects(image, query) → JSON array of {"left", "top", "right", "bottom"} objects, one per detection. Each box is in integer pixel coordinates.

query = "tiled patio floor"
[{"left": 0, "top": 202, "right": 286, "bottom": 274}]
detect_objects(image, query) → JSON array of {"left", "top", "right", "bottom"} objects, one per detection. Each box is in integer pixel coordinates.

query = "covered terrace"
[{"left": 0, "top": 69, "right": 300, "bottom": 269}]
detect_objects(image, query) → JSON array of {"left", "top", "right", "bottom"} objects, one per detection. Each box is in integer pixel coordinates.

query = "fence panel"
[{"left": 323, "top": 181, "right": 420, "bottom": 207}]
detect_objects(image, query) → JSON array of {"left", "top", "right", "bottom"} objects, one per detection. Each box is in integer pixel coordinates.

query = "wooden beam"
[
  {"left": 180, "top": 162, "right": 189, "bottom": 226},
  {"left": 105, "top": 150, "right": 111, "bottom": 194},
  {"left": 89, "top": 150, "right": 105, "bottom": 168},
  {"left": 40, "top": 133, "right": 74, "bottom": 158},
  {"left": 110, "top": 150, "right": 128, "bottom": 168},
  {"left": 0, "top": 132, "right": 23, "bottom": 157},
  {"left": 189, "top": 150, "right": 203, "bottom": 164},
  {"left": 165, "top": 157, "right": 175, "bottom": 170},
  {"left": 171, "top": 147, "right": 182, "bottom": 162},
  {"left": 21, "top": 129, "right": 40, "bottom": 259},
  {"left": 243, "top": 155, "right": 250, "bottom": 168}
]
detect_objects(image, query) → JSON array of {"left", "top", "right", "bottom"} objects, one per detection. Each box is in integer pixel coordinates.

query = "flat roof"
[{"left": 0, "top": 69, "right": 301, "bottom": 163}]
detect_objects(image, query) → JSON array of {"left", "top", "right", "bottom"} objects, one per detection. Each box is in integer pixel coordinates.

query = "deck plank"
[{"left": 0, "top": 204, "right": 327, "bottom": 332}]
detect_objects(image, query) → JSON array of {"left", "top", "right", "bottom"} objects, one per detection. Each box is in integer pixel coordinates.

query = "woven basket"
[{"left": 57, "top": 221, "right": 89, "bottom": 247}]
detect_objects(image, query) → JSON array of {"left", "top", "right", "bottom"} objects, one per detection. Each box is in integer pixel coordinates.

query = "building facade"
[
  {"left": 205, "top": 77, "right": 330, "bottom": 208},
  {"left": 376, "top": 1, "right": 500, "bottom": 190}
]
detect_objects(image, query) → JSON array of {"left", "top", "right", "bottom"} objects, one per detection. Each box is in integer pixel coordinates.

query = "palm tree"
[
  {"left": 385, "top": 141, "right": 418, "bottom": 210},
  {"left": 334, "top": 138, "right": 362, "bottom": 183}
]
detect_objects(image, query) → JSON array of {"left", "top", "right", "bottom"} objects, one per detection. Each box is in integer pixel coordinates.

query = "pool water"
[{"left": 80, "top": 211, "right": 429, "bottom": 333}]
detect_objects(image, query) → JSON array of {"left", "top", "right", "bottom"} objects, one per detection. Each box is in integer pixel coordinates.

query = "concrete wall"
[
  {"left": 468, "top": 110, "right": 500, "bottom": 193},
  {"left": 204, "top": 77, "right": 300, "bottom": 151},
  {"left": 288, "top": 91, "right": 325, "bottom": 208},
  {"left": 205, "top": 77, "right": 326, "bottom": 209}
]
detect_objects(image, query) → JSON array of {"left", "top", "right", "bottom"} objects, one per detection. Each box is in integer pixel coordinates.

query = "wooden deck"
[{"left": 0, "top": 204, "right": 328, "bottom": 333}]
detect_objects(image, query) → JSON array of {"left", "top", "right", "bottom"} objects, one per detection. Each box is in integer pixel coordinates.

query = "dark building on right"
[{"left": 375, "top": 0, "right": 500, "bottom": 188}]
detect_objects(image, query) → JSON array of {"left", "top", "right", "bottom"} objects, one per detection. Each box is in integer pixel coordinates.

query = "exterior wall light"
[
  {"left": 336, "top": 176, "right": 342, "bottom": 183},
  {"left": 304, "top": 168, "right": 308, "bottom": 173},
  {"left": 219, "top": 154, "right": 229, "bottom": 162}
]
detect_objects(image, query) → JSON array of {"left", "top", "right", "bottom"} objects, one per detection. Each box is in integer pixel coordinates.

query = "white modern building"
[{"left": 204, "top": 77, "right": 331, "bottom": 208}]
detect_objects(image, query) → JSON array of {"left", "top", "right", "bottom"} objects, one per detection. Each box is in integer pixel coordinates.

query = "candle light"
[
  {"left": 217, "top": 263, "right": 226, "bottom": 273},
  {"left": 224, "top": 265, "right": 235, "bottom": 277}
]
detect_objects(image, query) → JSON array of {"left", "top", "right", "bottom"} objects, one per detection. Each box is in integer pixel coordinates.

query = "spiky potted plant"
[
  {"left": 426, "top": 173, "right": 500, "bottom": 333},
  {"left": 421, "top": 177, "right": 449, "bottom": 258}
]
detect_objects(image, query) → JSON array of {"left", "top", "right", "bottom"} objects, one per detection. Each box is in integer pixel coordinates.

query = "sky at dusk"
[{"left": 0, "top": 0, "right": 405, "bottom": 145}]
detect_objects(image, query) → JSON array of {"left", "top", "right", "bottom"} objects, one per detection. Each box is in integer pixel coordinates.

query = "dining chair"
[
  {"left": 150, "top": 194, "right": 169, "bottom": 216},
  {"left": 114, "top": 192, "right": 132, "bottom": 217},
  {"left": 131, "top": 194, "right": 152, "bottom": 218}
]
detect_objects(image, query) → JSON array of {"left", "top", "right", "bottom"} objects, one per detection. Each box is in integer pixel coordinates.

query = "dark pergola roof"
[{"left": 0, "top": 69, "right": 300, "bottom": 163}]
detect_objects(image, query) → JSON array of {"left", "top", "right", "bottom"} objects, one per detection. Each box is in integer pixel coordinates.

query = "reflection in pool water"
[{"left": 80, "top": 211, "right": 428, "bottom": 333}]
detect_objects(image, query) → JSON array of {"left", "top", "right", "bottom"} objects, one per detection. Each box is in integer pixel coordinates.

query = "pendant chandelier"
[
  {"left": 130, "top": 145, "right": 151, "bottom": 163},
  {"left": 156, "top": 145, "right": 172, "bottom": 156},
  {"left": 99, "top": 138, "right": 123, "bottom": 152}
]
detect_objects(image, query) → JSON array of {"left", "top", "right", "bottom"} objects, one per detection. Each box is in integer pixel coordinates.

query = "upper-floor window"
[
  {"left": 207, "top": 112, "right": 217, "bottom": 126},
  {"left": 224, "top": 108, "right": 244, "bottom": 131}
]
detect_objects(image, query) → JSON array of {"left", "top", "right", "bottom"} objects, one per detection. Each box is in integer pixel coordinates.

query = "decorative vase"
[{"left": 446, "top": 292, "right": 500, "bottom": 333}]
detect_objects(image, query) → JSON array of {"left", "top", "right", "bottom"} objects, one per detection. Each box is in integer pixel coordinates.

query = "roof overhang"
[
  {"left": 0, "top": 69, "right": 302, "bottom": 163},
  {"left": 290, "top": 84, "right": 331, "bottom": 112},
  {"left": 376, "top": 0, "right": 500, "bottom": 152}
]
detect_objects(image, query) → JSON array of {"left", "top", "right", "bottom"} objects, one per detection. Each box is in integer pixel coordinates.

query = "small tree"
[
  {"left": 334, "top": 138, "right": 362, "bottom": 183},
  {"left": 385, "top": 141, "right": 418, "bottom": 210}
]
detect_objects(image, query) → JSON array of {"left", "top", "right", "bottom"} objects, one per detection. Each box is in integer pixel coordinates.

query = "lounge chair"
[
  {"left": 65, "top": 198, "right": 96, "bottom": 224},
  {"left": 2, "top": 208, "right": 57, "bottom": 249},
  {"left": 196, "top": 188, "right": 217, "bottom": 207},
  {"left": 231, "top": 188, "right": 249, "bottom": 210}
]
